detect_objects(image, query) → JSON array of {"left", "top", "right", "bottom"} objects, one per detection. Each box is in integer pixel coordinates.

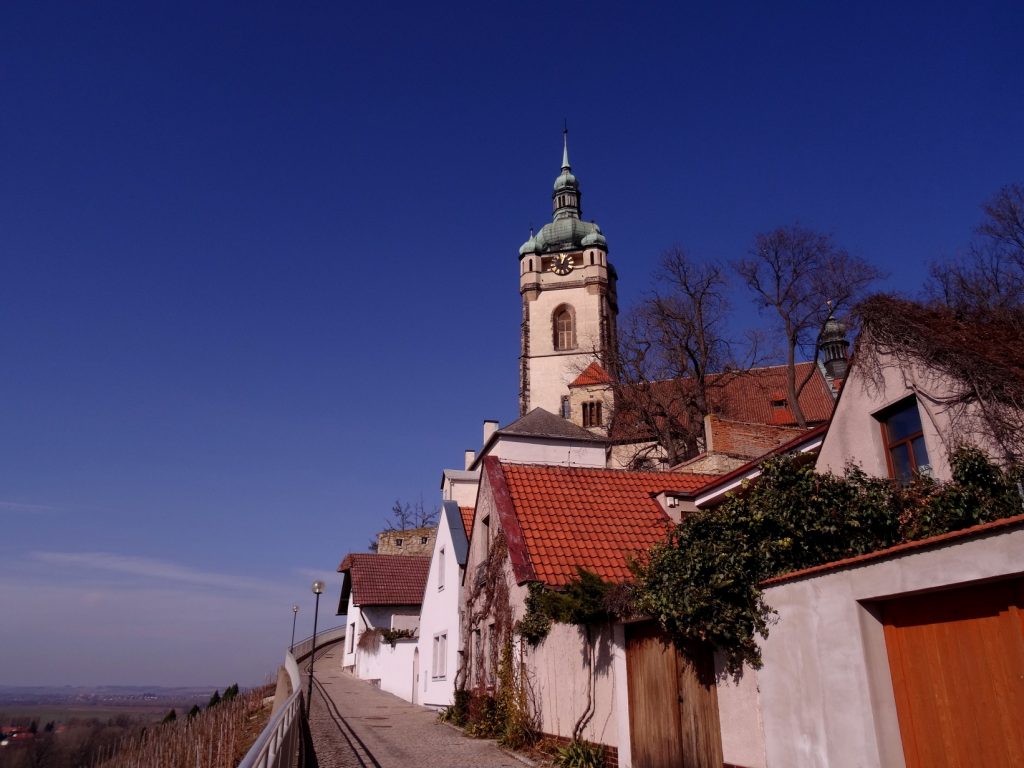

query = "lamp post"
[
  {"left": 290, "top": 604, "right": 299, "bottom": 652},
  {"left": 307, "top": 580, "right": 325, "bottom": 707}
]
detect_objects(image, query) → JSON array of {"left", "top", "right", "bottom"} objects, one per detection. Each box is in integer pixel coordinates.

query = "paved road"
[{"left": 306, "top": 643, "right": 526, "bottom": 768}]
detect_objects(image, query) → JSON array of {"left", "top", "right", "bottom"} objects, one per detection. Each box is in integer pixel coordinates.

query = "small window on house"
[
  {"left": 421, "top": 536, "right": 428, "bottom": 544},
  {"left": 395, "top": 538, "right": 403, "bottom": 547},
  {"left": 553, "top": 306, "right": 576, "bottom": 351},
  {"left": 433, "top": 632, "right": 448, "bottom": 679},
  {"left": 438, "top": 547, "right": 445, "bottom": 590},
  {"left": 878, "top": 397, "right": 931, "bottom": 483},
  {"left": 560, "top": 395, "right": 571, "bottom": 420},
  {"left": 582, "top": 401, "right": 603, "bottom": 428}
]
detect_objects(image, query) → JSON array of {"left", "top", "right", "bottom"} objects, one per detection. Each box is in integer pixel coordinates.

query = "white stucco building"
[{"left": 414, "top": 500, "right": 469, "bottom": 709}]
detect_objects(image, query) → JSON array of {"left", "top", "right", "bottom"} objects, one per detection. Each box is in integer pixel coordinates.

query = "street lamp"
[
  {"left": 290, "top": 604, "right": 300, "bottom": 652},
  {"left": 307, "top": 580, "right": 325, "bottom": 707}
]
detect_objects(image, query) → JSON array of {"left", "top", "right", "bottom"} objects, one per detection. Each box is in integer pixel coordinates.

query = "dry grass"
[{"left": 92, "top": 684, "right": 274, "bottom": 768}]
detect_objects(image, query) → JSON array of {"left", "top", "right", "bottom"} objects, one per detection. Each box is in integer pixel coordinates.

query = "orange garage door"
[{"left": 881, "top": 579, "right": 1024, "bottom": 767}]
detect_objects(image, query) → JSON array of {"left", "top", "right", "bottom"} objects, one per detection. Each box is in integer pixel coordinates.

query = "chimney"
[
  {"left": 464, "top": 449, "right": 476, "bottom": 470},
  {"left": 483, "top": 419, "right": 499, "bottom": 446},
  {"left": 703, "top": 414, "right": 716, "bottom": 452}
]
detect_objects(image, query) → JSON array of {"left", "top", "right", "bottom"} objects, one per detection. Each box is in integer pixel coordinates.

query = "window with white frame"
[{"left": 432, "top": 632, "right": 447, "bottom": 679}]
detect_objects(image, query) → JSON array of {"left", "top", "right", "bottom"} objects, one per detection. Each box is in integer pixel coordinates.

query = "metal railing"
[{"left": 236, "top": 625, "right": 346, "bottom": 768}]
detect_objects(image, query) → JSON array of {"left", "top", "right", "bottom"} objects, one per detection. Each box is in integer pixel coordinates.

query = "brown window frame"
[
  {"left": 878, "top": 397, "right": 930, "bottom": 483},
  {"left": 582, "top": 400, "right": 603, "bottom": 428}
]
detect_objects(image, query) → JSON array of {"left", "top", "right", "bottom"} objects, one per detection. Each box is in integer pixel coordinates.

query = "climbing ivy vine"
[
  {"left": 447, "top": 530, "right": 539, "bottom": 749},
  {"left": 632, "top": 446, "right": 1024, "bottom": 675}
]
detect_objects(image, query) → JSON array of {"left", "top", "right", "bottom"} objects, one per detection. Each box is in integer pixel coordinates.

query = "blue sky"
[{"left": 1, "top": 1, "right": 1021, "bottom": 686}]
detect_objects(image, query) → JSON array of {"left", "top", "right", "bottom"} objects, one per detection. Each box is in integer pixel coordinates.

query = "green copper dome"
[
  {"left": 534, "top": 218, "right": 605, "bottom": 253},
  {"left": 519, "top": 232, "right": 540, "bottom": 256},
  {"left": 553, "top": 169, "right": 578, "bottom": 191},
  {"left": 518, "top": 129, "right": 610, "bottom": 257},
  {"left": 581, "top": 226, "right": 607, "bottom": 248}
]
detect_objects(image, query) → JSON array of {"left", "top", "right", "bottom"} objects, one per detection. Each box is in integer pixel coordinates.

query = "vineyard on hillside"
[{"left": 90, "top": 684, "right": 274, "bottom": 768}]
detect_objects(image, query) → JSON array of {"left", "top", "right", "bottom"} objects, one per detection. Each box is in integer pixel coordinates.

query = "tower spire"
[
  {"left": 553, "top": 126, "right": 580, "bottom": 220},
  {"left": 562, "top": 123, "right": 570, "bottom": 170}
]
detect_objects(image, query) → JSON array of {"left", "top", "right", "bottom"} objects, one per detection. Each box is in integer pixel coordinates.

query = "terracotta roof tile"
[
  {"left": 337, "top": 553, "right": 429, "bottom": 606},
  {"left": 498, "top": 462, "right": 717, "bottom": 587},
  {"left": 570, "top": 362, "right": 612, "bottom": 387},
  {"left": 610, "top": 362, "right": 835, "bottom": 441},
  {"left": 459, "top": 506, "right": 475, "bottom": 539}
]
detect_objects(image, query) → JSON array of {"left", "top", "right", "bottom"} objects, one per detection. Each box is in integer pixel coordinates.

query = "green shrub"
[
  {"left": 634, "top": 448, "right": 1024, "bottom": 675},
  {"left": 439, "top": 688, "right": 471, "bottom": 727},
  {"left": 555, "top": 739, "right": 606, "bottom": 768}
]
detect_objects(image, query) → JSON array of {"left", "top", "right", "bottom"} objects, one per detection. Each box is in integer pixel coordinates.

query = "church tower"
[{"left": 517, "top": 131, "right": 618, "bottom": 417}]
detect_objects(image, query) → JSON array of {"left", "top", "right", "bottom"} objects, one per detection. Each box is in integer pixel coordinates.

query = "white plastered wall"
[
  {"left": 525, "top": 619, "right": 621, "bottom": 749},
  {"left": 758, "top": 526, "right": 1024, "bottom": 767},
  {"left": 714, "top": 657, "right": 766, "bottom": 768},
  {"left": 817, "top": 356, "right": 1004, "bottom": 482},
  {"left": 488, "top": 435, "right": 606, "bottom": 468},
  {"left": 416, "top": 505, "right": 463, "bottom": 709},
  {"left": 464, "top": 470, "right": 630, "bottom": 761}
]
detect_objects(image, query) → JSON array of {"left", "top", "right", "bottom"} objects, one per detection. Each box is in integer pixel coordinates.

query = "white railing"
[
  {"left": 237, "top": 652, "right": 303, "bottom": 768},
  {"left": 291, "top": 624, "right": 347, "bottom": 662},
  {"left": 236, "top": 625, "right": 346, "bottom": 768}
]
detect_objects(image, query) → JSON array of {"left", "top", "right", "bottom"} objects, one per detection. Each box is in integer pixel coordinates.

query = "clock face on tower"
[{"left": 551, "top": 253, "right": 573, "bottom": 276}]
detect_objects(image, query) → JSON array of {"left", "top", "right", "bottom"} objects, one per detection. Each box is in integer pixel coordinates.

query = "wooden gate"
[
  {"left": 882, "top": 579, "right": 1024, "bottom": 767},
  {"left": 625, "top": 622, "right": 723, "bottom": 768}
]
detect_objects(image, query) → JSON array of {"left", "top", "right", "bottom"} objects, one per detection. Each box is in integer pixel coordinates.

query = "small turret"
[
  {"left": 818, "top": 307, "right": 850, "bottom": 381},
  {"left": 552, "top": 128, "right": 581, "bottom": 220}
]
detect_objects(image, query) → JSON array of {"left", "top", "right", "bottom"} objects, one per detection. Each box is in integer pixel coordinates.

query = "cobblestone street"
[{"left": 306, "top": 643, "right": 526, "bottom": 768}]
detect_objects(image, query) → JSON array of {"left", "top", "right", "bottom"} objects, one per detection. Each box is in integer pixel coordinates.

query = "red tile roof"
[
  {"left": 337, "top": 553, "right": 429, "bottom": 607},
  {"left": 570, "top": 362, "right": 612, "bottom": 387},
  {"left": 491, "top": 459, "right": 717, "bottom": 587},
  {"left": 459, "top": 506, "right": 475, "bottom": 540},
  {"left": 610, "top": 362, "right": 835, "bottom": 441},
  {"left": 710, "top": 362, "right": 834, "bottom": 424}
]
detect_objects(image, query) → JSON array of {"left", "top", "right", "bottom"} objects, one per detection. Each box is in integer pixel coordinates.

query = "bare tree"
[
  {"left": 930, "top": 183, "right": 1024, "bottom": 311},
  {"left": 384, "top": 496, "right": 439, "bottom": 531},
  {"left": 855, "top": 294, "right": 1024, "bottom": 464},
  {"left": 611, "top": 247, "right": 749, "bottom": 466},
  {"left": 737, "top": 225, "right": 882, "bottom": 426}
]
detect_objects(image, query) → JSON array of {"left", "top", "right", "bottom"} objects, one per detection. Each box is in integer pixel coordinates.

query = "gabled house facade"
[
  {"left": 816, "top": 295, "right": 1022, "bottom": 480},
  {"left": 415, "top": 500, "right": 469, "bottom": 709},
  {"left": 461, "top": 457, "right": 724, "bottom": 768},
  {"left": 336, "top": 553, "right": 430, "bottom": 701},
  {"left": 468, "top": 407, "right": 608, "bottom": 470},
  {"left": 745, "top": 297, "right": 1024, "bottom": 767}
]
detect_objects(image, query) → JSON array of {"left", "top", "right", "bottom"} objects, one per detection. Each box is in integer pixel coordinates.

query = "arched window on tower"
[{"left": 553, "top": 305, "right": 576, "bottom": 351}]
